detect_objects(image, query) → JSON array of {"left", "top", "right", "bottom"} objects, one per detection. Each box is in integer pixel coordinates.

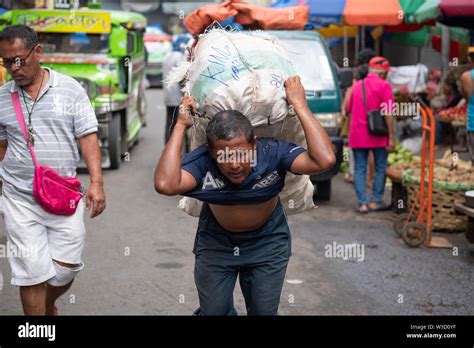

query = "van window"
[
  {"left": 38, "top": 32, "right": 109, "bottom": 54},
  {"left": 280, "top": 39, "right": 335, "bottom": 92}
]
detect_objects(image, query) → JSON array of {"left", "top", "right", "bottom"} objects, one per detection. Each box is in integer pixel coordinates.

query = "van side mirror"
[{"left": 339, "top": 68, "right": 353, "bottom": 89}]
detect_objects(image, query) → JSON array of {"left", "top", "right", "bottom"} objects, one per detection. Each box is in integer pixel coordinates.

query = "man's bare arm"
[
  {"left": 78, "top": 132, "right": 106, "bottom": 218},
  {"left": 460, "top": 71, "right": 473, "bottom": 101},
  {"left": 154, "top": 96, "right": 198, "bottom": 196},
  {"left": 284, "top": 76, "right": 336, "bottom": 175}
]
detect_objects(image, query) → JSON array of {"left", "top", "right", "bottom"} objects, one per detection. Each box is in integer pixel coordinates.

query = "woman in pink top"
[{"left": 347, "top": 57, "right": 395, "bottom": 213}]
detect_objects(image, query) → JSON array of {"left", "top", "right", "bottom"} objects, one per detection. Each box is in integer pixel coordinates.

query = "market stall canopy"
[
  {"left": 343, "top": 0, "right": 403, "bottom": 25},
  {"left": 271, "top": 0, "right": 346, "bottom": 26},
  {"left": 184, "top": 0, "right": 309, "bottom": 34},
  {"left": 432, "top": 21, "right": 470, "bottom": 44},
  {"left": 390, "top": 21, "right": 469, "bottom": 50},
  {"left": 385, "top": 0, "right": 438, "bottom": 32},
  {"left": 439, "top": 0, "right": 474, "bottom": 29},
  {"left": 400, "top": 0, "right": 440, "bottom": 24}
]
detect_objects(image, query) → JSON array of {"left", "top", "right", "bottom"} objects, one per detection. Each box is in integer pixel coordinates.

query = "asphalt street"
[{"left": 0, "top": 88, "right": 473, "bottom": 315}]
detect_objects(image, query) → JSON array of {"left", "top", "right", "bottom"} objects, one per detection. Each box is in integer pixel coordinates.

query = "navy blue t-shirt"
[{"left": 181, "top": 138, "right": 306, "bottom": 205}]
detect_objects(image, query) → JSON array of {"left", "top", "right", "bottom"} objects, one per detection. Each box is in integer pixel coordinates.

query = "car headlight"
[
  {"left": 75, "top": 78, "right": 97, "bottom": 100},
  {"left": 314, "top": 112, "right": 343, "bottom": 128}
]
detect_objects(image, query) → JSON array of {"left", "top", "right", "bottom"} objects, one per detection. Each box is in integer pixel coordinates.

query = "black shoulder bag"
[{"left": 362, "top": 79, "right": 389, "bottom": 136}]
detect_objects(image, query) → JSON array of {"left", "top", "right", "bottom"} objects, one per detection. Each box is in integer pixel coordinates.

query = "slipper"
[{"left": 369, "top": 202, "right": 392, "bottom": 211}]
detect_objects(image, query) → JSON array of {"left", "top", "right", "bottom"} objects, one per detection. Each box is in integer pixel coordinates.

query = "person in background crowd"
[
  {"left": 426, "top": 68, "right": 442, "bottom": 100},
  {"left": 347, "top": 57, "right": 395, "bottom": 214},
  {"left": 163, "top": 34, "right": 190, "bottom": 144},
  {"left": 341, "top": 48, "right": 376, "bottom": 184},
  {"left": 460, "top": 47, "right": 474, "bottom": 162},
  {"left": 435, "top": 75, "right": 464, "bottom": 146}
]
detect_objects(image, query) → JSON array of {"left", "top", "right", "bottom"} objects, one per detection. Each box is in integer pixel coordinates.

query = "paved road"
[{"left": 1, "top": 89, "right": 473, "bottom": 315}]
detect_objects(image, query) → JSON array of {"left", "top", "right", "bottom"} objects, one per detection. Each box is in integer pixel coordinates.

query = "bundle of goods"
[
  {"left": 388, "top": 143, "right": 419, "bottom": 166},
  {"left": 436, "top": 149, "right": 472, "bottom": 170},
  {"left": 402, "top": 151, "right": 474, "bottom": 231},
  {"left": 166, "top": 29, "right": 314, "bottom": 217},
  {"left": 386, "top": 144, "right": 421, "bottom": 182}
]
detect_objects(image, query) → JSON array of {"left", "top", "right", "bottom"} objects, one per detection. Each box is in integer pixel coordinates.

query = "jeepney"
[{"left": 0, "top": 5, "right": 148, "bottom": 169}]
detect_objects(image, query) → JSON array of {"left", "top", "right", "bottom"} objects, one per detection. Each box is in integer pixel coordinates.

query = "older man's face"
[
  {"left": 0, "top": 38, "right": 42, "bottom": 86},
  {"left": 209, "top": 134, "right": 256, "bottom": 185}
]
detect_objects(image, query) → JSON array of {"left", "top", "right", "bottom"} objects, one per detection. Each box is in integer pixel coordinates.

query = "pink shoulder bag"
[{"left": 11, "top": 92, "right": 83, "bottom": 216}]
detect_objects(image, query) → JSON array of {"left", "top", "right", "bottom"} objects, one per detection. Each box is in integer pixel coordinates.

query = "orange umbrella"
[{"left": 344, "top": 0, "right": 403, "bottom": 26}]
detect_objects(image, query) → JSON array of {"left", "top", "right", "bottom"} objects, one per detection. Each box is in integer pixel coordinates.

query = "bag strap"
[
  {"left": 361, "top": 79, "right": 368, "bottom": 114},
  {"left": 11, "top": 92, "right": 39, "bottom": 168}
]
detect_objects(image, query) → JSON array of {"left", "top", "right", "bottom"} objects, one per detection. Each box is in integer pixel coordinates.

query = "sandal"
[{"left": 355, "top": 204, "right": 369, "bottom": 214}]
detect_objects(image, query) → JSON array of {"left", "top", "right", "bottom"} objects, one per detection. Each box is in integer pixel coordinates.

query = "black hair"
[
  {"left": 356, "top": 64, "right": 369, "bottom": 80},
  {"left": 0, "top": 25, "right": 39, "bottom": 50},
  {"left": 444, "top": 75, "right": 458, "bottom": 91},
  {"left": 357, "top": 48, "right": 376, "bottom": 66},
  {"left": 206, "top": 110, "right": 254, "bottom": 147}
]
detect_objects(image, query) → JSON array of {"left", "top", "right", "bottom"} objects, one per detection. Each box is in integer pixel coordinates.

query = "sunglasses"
[{"left": 0, "top": 45, "right": 37, "bottom": 69}]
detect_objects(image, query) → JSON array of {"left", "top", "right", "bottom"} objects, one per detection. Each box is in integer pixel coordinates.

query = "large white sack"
[
  {"left": 168, "top": 29, "right": 297, "bottom": 126},
  {"left": 170, "top": 29, "right": 315, "bottom": 217}
]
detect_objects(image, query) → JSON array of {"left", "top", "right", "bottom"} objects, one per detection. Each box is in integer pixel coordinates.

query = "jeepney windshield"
[{"left": 38, "top": 32, "right": 109, "bottom": 54}]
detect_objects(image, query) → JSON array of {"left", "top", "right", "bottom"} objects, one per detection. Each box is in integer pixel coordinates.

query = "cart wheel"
[
  {"left": 393, "top": 213, "right": 411, "bottom": 236},
  {"left": 401, "top": 222, "right": 426, "bottom": 248}
]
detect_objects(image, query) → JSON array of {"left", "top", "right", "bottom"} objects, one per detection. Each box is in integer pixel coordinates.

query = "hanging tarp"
[
  {"left": 432, "top": 22, "right": 470, "bottom": 44},
  {"left": 184, "top": 0, "right": 309, "bottom": 35},
  {"left": 439, "top": 0, "right": 474, "bottom": 29},
  {"left": 343, "top": 0, "right": 403, "bottom": 25},
  {"left": 389, "top": 21, "right": 469, "bottom": 50},
  {"left": 390, "top": 26, "right": 431, "bottom": 46}
]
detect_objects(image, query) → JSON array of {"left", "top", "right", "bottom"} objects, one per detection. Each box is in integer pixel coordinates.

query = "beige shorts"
[{"left": 1, "top": 190, "right": 86, "bottom": 286}]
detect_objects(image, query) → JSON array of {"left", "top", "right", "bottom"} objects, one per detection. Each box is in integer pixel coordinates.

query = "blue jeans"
[
  {"left": 435, "top": 118, "right": 448, "bottom": 145},
  {"left": 352, "top": 148, "right": 388, "bottom": 206},
  {"left": 192, "top": 201, "right": 291, "bottom": 316}
]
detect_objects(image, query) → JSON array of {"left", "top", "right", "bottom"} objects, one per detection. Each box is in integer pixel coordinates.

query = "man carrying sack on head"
[
  {"left": 154, "top": 76, "right": 335, "bottom": 315},
  {"left": 0, "top": 25, "right": 106, "bottom": 315}
]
